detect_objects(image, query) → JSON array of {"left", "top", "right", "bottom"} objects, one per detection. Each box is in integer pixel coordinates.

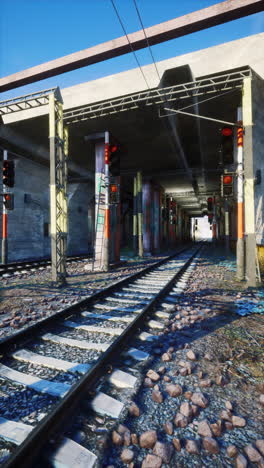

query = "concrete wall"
[{"left": 0, "top": 158, "right": 94, "bottom": 261}]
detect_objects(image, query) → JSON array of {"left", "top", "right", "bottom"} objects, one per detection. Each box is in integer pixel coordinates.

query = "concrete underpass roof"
[{"left": 1, "top": 33, "right": 264, "bottom": 215}]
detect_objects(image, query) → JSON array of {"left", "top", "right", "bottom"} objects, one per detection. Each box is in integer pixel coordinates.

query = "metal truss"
[
  {"left": 64, "top": 67, "right": 251, "bottom": 124},
  {"left": 49, "top": 94, "right": 68, "bottom": 283},
  {"left": 0, "top": 87, "right": 61, "bottom": 116},
  {"left": 0, "top": 86, "right": 68, "bottom": 283}
]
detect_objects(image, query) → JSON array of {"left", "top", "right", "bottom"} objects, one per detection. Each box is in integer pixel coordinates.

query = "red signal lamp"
[
  {"left": 221, "top": 127, "right": 233, "bottom": 137},
  {"left": 223, "top": 175, "right": 233, "bottom": 184},
  {"left": 110, "top": 144, "right": 118, "bottom": 153},
  {"left": 110, "top": 184, "right": 118, "bottom": 193}
]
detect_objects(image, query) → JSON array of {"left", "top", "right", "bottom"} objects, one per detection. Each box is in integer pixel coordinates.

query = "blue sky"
[{"left": 0, "top": 0, "right": 264, "bottom": 100}]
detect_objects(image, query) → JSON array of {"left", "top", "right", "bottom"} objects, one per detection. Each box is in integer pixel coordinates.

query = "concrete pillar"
[
  {"left": 153, "top": 188, "right": 160, "bottom": 252},
  {"left": 243, "top": 77, "right": 256, "bottom": 287},
  {"left": 143, "top": 180, "right": 152, "bottom": 256}
]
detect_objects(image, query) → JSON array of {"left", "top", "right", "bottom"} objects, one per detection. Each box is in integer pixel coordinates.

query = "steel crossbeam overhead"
[
  {"left": 0, "top": 88, "right": 60, "bottom": 116},
  {"left": 64, "top": 68, "right": 251, "bottom": 124},
  {"left": 0, "top": 0, "right": 263, "bottom": 92}
]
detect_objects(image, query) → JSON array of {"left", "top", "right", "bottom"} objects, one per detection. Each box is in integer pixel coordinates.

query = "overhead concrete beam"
[{"left": 1, "top": 0, "right": 264, "bottom": 92}]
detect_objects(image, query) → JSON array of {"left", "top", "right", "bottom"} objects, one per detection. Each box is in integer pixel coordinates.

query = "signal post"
[{"left": 1, "top": 150, "right": 15, "bottom": 264}]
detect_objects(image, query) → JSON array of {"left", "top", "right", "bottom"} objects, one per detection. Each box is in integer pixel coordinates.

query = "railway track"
[
  {"left": 0, "top": 244, "right": 202, "bottom": 467},
  {"left": 0, "top": 254, "right": 92, "bottom": 278}
]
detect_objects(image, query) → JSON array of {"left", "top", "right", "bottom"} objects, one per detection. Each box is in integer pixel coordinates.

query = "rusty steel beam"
[{"left": 1, "top": 0, "right": 264, "bottom": 92}]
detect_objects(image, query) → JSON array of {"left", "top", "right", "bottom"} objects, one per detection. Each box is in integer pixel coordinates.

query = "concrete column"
[
  {"left": 143, "top": 180, "right": 152, "bottom": 256},
  {"left": 153, "top": 188, "right": 160, "bottom": 252},
  {"left": 243, "top": 78, "right": 256, "bottom": 287}
]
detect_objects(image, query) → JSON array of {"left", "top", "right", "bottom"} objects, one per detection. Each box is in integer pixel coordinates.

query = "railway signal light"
[
  {"left": 221, "top": 127, "right": 234, "bottom": 165},
  {"left": 3, "top": 193, "right": 14, "bottom": 210},
  {"left": 2, "top": 160, "right": 15, "bottom": 187},
  {"left": 109, "top": 144, "right": 120, "bottom": 176},
  {"left": 221, "top": 173, "right": 234, "bottom": 197},
  {"left": 109, "top": 183, "right": 120, "bottom": 204},
  {"left": 207, "top": 197, "right": 213, "bottom": 212}
]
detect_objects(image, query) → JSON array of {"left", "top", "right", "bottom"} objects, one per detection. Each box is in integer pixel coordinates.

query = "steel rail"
[
  {"left": 3, "top": 243, "right": 201, "bottom": 468},
  {"left": 0, "top": 253, "right": 92, "bottom": 277},
  {"left": 0, "top": 245, "right": 189, "bottom": 354}
]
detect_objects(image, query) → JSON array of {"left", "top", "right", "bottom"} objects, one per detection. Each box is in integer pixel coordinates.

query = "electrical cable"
[
  {"left": 132, "top": 0, "right": 161, "bottom": 82},
  {"left": 110, "top": 0, "right": 150, "bottom": 89}
]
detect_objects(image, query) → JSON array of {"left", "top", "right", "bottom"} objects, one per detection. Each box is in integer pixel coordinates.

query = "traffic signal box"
[
  {"left": 3, "top": 193, "right": 14, "bottom": 210},
  {"left": 221, "top": 127, "right": 234, "bottom": 165},
  {"left": 2, "top": 161, "right": 15, "bottom": 187},
  {"left": 109, "top": 144, "right": 120, "bottom": 177},
  {"left": 221, "top": 173, "right": 234, "bottom": 198}
]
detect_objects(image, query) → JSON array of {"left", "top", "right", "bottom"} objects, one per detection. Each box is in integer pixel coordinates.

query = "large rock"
[
  {"left": 186, "top": 350, "right": 197, "bottom": 361},
  {"left": 256, "top": 440, "right": 264, "bottom": 456},
  {"left": 232, "top": 416, "right": 246, "bottom": 427},
  {"left": 141, "top": 454, "right": 162, "bottom": 468},
  {"left": 210, "top": 420, "right": 223, "bottom": 437},
  {"left": 180, "top": 402, "right": 192, "bottom": 419},
  {"left": 244, "top": 445, "right": 262, "bottom": 463},
  {"left": 174, "top": 413, "right": 188, "bottom": 428},
  {"left": 146, "top": 370, "right": 160, "bottom": 382},
  {"left": 220, "top": 410, "right": 232, "bottom": 421},
  {"left": 112, "top": 430, "right": 123, "bottom": 445},
  {"left": 129, "top": 402, "right": 140, "bottom": 417},
  {"left": 152, "top": 390, "right": 163, "bottom": 403},
  {"left": 131, "top": 433, "right": 138, "bottom": 445},
  {"left": 120, "top": 448, "right": 134, "bottom": 464},
  {"left": 191, "top": 392, "right": 209, "bottom": 408},
  {"left": 172, "top": 438, "right": 181, "bottom": 451},
  {"left": 227, "top": 445, "right": 238, "bottom": 458},
  {"left": 197, "top": 420, "right": 212, "bottom": 437},
  {"left": 202, "top": 437, "right": 220, "bottom": 454},
  {"left": 139, "top": 430, "right": 157, "bottom": 449},
  {"left": 161, "top": 352, "right": 172, "bottom": 362},
  {"left": 185, "top": 439, "right": 200, "bottom": 455},
  {"left": 144, "top": 378, "right": 154, "bottom": 388},
  {"left": 200, "top": 379, "right": 212, "bottom": 388},
  {"left": 235, "top": 454, "right": 248, "bottom": 468},
  {"left": 153, "top": 441, "right": 174, "bottom": 463},
  {"left": 163, "top": 421, "right": 173, "bottom": 435},
  {"left": 165, "top": 384, "right": 182, "bottom": 397}
]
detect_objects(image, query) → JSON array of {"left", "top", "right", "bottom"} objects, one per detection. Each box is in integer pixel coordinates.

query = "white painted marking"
[
  {"left": 52, "top": 437, "right": 97, "bottom": 468},
  {"left": 42, "top": 333, "right": 109, "bottom": 352},
  {"left": 0, "top": 417, "right": 32, "bottom": 445},
  {"left": 0, "top": 364, "right": 69, "bottom": 398},
  {"left": 109, "top": 369, "right": 137, "bottom": 388},
  {"left": 63, "top": 320, "right": 124, "bottom": 336},
  {"left": 81, "top": 311, "right": 133, "bottom": 323},
  {"left": 148, "top": 319, "right": 164, "bottom": 329},
  {"left": 13, "top": 349, "right": 90, "bottom": 375},
  {"left": 127, "top": 348, "right": 149, "bottom": 361},
  {"left": 91, "top": 392, "right": 124, "bottom": 418}
]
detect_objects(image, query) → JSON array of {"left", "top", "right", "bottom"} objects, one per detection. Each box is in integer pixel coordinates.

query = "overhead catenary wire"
[
  {"left": 132, "top": 0, "right": 161, "bottom": 82},
  {"left": 110, "top": 0, "right": 150, "bottom": 89}
]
